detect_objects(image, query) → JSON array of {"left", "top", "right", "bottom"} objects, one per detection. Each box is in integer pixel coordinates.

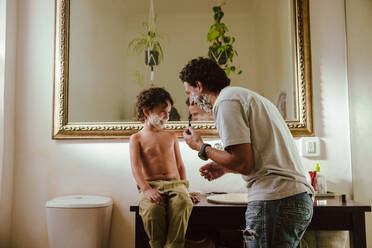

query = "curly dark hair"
[
  {"left": 179, "top": 57, "right": 230, "bottom": 93},
  {"left": 136, "top": 87, "right": 174, "bottom": 122}
]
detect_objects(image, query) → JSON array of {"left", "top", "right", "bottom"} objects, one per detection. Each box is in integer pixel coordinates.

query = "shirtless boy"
[{"left": 130, "top": 87, "right": 197, "bottom": 248}]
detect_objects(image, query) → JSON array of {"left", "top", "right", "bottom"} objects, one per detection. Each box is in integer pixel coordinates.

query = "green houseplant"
[
  {"left": 207, "top": 3, "right": 242, "bottom": 75},
  {"left": 128, "top": 16, "right": 164, "bottom": 72}
]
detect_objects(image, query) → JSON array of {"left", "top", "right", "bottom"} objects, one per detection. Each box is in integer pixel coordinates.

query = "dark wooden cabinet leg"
[
  {"left": 350, "top": 212, "right": 367, "bottom": 248},
  {"left": 135, "top": 213, "right": 149, "bottom": 248}
]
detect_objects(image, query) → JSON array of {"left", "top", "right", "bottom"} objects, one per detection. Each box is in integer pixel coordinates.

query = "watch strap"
[{"left": 198, "top": 143, "right": 211, "bottom": 161}]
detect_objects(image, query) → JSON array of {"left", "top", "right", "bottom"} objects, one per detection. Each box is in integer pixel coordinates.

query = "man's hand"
[
  {"left": 199, "top": 161, "right": 227, "bottom": 181},
  {"left": 143, "top": 188, "right": 164, "bottom": 204},
  {"left": 183, "top": 127, "right": 203, "bottom": 151}
]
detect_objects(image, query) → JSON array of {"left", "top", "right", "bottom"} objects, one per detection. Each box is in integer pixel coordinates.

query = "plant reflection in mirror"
[
  {"left": 207, "top": 2, "right": 242, "bottom": 76},
  {"left": 128, "top": 0, "right": 164, "bottom": 83}
]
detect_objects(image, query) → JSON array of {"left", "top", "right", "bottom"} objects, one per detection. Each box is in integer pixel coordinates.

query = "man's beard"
[
  {"left": 190, "top": 93, "right": 213, "bottom": 113},
  {"left": 197, "top": 114, "right": 213, "bottom": 121},
  {"left": 148, "top": 114, "right": 168, "bottom": 128}
]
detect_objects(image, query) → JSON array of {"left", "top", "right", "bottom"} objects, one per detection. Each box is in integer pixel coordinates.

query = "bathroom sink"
[{"left": 206, "top": 193, "right": 248, "bottom": 205}]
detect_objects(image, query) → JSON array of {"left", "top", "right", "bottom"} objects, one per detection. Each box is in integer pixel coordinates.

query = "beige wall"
[
  {"left": 0, "top": 0, "right": 16, "bottom": 246},
  {"left": 0, "top": 0, "right": 359, "bottom": 247},
  {"left": 304, "top": 0, "right": 352, "bottom": 195},
  {"left": 346, "top": 0, "right": 372, "bottom": 246}
]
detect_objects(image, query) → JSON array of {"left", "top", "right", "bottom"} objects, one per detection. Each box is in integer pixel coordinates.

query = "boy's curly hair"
[
  {"left": 179, "top": 57, "right": 230, "bottom": 93},
  {"left": 136, "top": 87, "right": 174, "bottom": 122}
]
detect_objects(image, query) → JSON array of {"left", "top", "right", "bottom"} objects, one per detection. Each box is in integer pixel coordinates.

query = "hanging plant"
[
  {"left": 128, "top": 0, "right": 164, "bottom": 81},
  {"left": 207, "top": 3, "right": 242, "bottom": 75},
  {"left": 128, "top": 19, "right": 164, "bottom": 66}
]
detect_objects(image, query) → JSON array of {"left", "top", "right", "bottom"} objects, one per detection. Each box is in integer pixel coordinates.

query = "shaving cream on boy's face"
[
  {"left": 148, "top": 114, "right": 168, "bottom": 128},
  {"left": 190, "top": 92, "right": 213, "bottom": 113}
]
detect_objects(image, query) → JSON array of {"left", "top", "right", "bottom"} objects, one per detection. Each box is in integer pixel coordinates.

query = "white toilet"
[{"left": 45, "top": 195, "right": 113, "bottom": 248}]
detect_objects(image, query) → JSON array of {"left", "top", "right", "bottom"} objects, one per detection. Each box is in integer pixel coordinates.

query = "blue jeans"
[{"left": 243, "top": 192, "right": 313, "bottom": 248}]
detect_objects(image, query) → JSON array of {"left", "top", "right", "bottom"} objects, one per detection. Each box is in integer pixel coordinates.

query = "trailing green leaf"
[{"left": 206, "top": 3, "right": 242, "bottom": 75}]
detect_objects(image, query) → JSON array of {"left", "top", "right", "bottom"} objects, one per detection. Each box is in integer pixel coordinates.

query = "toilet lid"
[{"left": 45, "top": 195, "right": 113, "bottom": 208}]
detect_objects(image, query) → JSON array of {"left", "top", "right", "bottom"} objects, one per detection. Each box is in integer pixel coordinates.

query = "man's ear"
[
  {"left": 195, "top": 81, "right": 204, "bottom": 93},
  {"left": 143, "top": 108, "right": 150, "bottom": 118}
]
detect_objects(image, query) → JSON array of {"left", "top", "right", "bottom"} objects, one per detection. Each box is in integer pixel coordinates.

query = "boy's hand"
[
  {"left": 200, "top": 162, "right": 227, "bottom": 181},
  {"left": 144, "top": 188, "right": 165, "bottom": 204},
  {"left": 189, "top": 192, "right": 200, "bottom": 204}
]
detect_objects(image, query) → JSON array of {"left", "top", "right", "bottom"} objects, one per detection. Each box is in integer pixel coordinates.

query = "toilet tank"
[{"left": 45, "top": 195, "right": 113, "bottom": 248}]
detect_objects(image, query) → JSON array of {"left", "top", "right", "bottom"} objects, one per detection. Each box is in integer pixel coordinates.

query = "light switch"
[
  {"left": 300, "top": 137, "right": 320, "bottom": 157},
  {"left": 306, "top": 141, "right": 315, "bottom": 153}
]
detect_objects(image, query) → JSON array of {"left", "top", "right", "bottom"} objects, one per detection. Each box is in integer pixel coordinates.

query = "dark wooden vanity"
[{"left": 130, "top": 195, "right": 371, "bottom": 248}]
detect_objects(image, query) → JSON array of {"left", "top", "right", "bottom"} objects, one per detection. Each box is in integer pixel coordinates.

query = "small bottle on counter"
[
  {"left": 315, "top": 163, "right": 327, "bottom": 194},
  {"left": 341, "top": 194, "right": 347, "bottom": 204}
]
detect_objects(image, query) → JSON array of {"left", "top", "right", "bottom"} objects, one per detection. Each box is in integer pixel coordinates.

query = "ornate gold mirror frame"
[{"left": 52, "top": 0, "right": 313, "bottom": 139}]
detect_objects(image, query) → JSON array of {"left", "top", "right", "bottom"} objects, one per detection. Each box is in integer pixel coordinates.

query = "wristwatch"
[{"left": 198, "top": 143, "right": 211, "bottom": 161}]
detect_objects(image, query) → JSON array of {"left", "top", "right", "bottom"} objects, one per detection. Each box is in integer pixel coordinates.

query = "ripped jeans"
[{"left": 243, "top": 192, "right": 313, "bottom": 248}]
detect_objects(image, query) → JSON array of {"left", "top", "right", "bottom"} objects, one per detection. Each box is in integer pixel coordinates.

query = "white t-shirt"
[{"left": 213, "top": 86, "right": 314, "bottom": 202}]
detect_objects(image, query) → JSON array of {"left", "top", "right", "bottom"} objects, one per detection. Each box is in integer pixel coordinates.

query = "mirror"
[{"left": 53, "top": 0, "right": 313, "bottom": 139}]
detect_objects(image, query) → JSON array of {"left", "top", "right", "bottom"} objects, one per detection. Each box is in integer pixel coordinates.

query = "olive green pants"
[{"left": 138, "top": 179, "right": 193, "bottom": 248}]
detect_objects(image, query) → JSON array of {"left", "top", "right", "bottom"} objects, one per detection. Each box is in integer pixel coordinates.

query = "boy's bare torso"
[{"left": 136, "top": 129, "right": 180, "bottom": 180}]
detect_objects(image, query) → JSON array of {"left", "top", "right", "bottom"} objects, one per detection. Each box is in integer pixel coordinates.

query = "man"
[
  {"left": 186, "top": 98, "right": 213, "bottom": 121},
  {"left": 180, "top": 57, "right": 314, "bottom": 248}
]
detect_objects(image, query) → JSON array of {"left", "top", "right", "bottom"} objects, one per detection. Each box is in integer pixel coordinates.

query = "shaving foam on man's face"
[
  {"left": 148, "top": 114, "right": 168, "bottom": 128},
  {"left": 190, "top": 92, "right": 213, "bottom": 113},
  {"left": 198, "top": 114, "right": 213, "bottom": 121}
]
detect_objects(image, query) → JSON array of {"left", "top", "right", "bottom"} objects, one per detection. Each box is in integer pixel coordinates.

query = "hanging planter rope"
[{"left": 128, "top": 0, "right": 164, "bottom": 83}]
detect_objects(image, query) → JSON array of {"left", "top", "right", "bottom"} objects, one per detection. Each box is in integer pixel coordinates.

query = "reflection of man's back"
[{"left": 188, "top": 102, "right": 213, "bottom": 121}]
